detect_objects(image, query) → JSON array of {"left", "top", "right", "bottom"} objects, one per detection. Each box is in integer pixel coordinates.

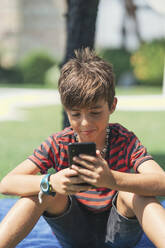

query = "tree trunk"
[
  {"left": 121, "top": 0, "right": 143, "bottom": 48},
  {"left": 61, "top": 0, "right": 100, "bottom": 128}
]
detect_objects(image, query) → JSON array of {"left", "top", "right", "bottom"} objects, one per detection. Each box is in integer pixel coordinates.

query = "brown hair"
[{"left": 58, "top": 48, "right": 115, "bottom": 110}]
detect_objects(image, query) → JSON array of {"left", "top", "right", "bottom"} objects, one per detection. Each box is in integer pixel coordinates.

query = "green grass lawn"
[{"left": 0, "top": 105, "right": 62, "bottom": 179}]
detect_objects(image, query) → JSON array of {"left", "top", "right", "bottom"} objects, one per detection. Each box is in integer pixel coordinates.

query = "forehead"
[{"left": 70, "top": 99, "right": 108, "bottom": 111}]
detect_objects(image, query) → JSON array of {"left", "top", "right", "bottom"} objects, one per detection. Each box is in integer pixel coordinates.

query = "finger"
[
  {"left": 71, "top": 165, "right": 96, "bottom": 178},
  {"left": 78, "top": 174, "right": 97, "bottom": 186},
  {"left": 73, "top": 157, "right": 95, "bottom": 170},
  {"left": 65, "top": 183, "right": 92, "bottom": 194},
  {"left": 78, "top": 154, "right": 97, "bottom": 164},
  {"left": 65, "top": 167, "right": 79, "bottom": 177},
  {"left": 69, "top": 175, "right": 87, "bottom": 185}
]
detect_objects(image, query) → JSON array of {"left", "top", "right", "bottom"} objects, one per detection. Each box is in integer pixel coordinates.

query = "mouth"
[{"left": 80, "top": 129, "right": 96, "bottom": 135}]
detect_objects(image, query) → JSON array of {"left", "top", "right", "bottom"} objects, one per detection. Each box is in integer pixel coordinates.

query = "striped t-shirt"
[{"left": 28, "top": 123, "right": 152, "bottom": 213}]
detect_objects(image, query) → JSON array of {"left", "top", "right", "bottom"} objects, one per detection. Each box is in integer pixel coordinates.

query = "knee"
[
  {"left": 118, "top": 191, "right": 157, "bottom": 209},
  {"left": 41, "top": 193, "right": 69, "bottom": 216},
  {"left": 20, "top": 193, "right": 68, "bottom": 212},
  {"left": 20, "top": 193, "right": 69, "bottom": 217},
  {"left": 19, "top": 195, "right": 50, "bottom": 212},
  {"left": 132, "top": 194, "right": 158, "bottom": 211},
  {"left": 117, "top": 191, "right": 157, "bottom": 218}
]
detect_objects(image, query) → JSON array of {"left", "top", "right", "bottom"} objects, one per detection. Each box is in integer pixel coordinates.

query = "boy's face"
[{"left": 66, "top": 98, "right": 117, "bottom": 146}]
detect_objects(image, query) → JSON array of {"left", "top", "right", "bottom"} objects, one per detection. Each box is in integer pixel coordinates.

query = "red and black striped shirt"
[{"left": 28, "top": 123, "right": 153, "bottom": 213}]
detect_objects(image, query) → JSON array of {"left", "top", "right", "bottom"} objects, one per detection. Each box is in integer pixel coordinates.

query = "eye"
[
  {"left": 91, "top": 112, "right": 101, "bottom": 115},
  {"left": 71, "top": 113, "right": 80, "bottom": 117}
]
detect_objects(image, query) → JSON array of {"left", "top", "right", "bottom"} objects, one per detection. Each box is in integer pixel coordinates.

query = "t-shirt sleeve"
[
  {"left": 28, "top": 136, "right": 59, "bottom": 174},
  {"left": 126, "top": 133, "right": 153, "bottom": 172}
]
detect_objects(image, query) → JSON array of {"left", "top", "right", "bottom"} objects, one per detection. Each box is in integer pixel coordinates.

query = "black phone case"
[{"left": 68, "top": 142, "right": 96, "bottom": 166}]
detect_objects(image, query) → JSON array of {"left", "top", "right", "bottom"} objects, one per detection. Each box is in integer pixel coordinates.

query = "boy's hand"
[
  {"left": 71, "top": 150, "right": 115, "bottom": 189},
  {"left": 50, "top": 168, "right": 92, "bottom": 195}
]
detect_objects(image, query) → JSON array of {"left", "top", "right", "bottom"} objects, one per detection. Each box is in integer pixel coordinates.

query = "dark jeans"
[{"left": 43, "top": 194, "right": 143, "bottom": 248}]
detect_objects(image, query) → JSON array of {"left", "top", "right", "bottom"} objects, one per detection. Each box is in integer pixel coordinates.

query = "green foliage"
[
  {"left": 0, "top": 66, "right": 23, "bottom": 84},
  {"left": 20, "top": 50, "right": 56, "bottom": 85},
  {"left": 131, "top": 39, "right": 165, "bottom": 86},
  {"left": 99, "top": 48, "right": 132, "bottom": 84},
  {"left": 45, "top": 65, "right": 60, "bottom": 88},
  {"left": 0, "top": 46, "right": 23, "bottom": 84}
]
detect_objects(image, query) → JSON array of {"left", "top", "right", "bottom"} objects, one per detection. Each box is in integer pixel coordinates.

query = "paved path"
[
  {"left": 0, "top": 88, "right": 60, "bottom": 121},
  {"left": 0, "top": 88, "right": 165, "bottom": 122}
]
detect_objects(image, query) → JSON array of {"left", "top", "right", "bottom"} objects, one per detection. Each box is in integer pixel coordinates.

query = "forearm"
[
  {"left": 110, "top": 171, "right": 165, "bottom": 196},
  {"left": 0, "top": 174, "right": 43, "bottom": 196}
]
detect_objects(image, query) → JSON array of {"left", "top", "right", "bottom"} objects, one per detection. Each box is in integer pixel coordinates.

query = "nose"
[{"left": 81, "top": 115, "right": 89, "bottom": 127}]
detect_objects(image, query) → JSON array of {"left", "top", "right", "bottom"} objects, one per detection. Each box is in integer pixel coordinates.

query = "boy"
[{"left": 0, "top": 48, "right": 165, "bottom": 248}]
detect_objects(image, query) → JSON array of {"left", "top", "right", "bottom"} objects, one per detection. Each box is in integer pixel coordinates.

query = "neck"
[
  {"left": 100, "top": 126, "right": 110, "bottom": 157},
  {"left": 96, "top": 131, "right": 107, "bottom": 151}
]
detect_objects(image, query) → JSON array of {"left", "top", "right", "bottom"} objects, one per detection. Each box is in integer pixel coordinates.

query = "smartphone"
[
  {"left": 68, "top": 142, "right": 96, "bottom": 167},
  {"left": 68, "top": 142, "right": 96, "bottom": 187}
]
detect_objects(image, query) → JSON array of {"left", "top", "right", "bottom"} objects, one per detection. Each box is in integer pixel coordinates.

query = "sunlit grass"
[{"left": 0, "top": 105, "right": 62, "bottom": 179}]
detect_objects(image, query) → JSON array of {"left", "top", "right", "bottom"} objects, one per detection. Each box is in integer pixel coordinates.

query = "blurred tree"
[
  {"left": 61, "top": 0, "right": 100, "bottom": 128},
  {"left": 121, "top": 0, "right": 143, "bottom": 49}
]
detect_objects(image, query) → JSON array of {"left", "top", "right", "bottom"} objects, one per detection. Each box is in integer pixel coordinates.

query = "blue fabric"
[{"left": 1, "top": 199, "right": 164, "bottom": 247}]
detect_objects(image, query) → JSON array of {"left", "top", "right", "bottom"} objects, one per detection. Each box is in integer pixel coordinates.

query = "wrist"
[
  {"left": 38, "top": 174, "right": 56, "bottom": 204},
  {"left": 49, "top": 174, "right": 55, "bottom": 192},
  {"left": 106, "top": 169, "right": 117, "bottom": 189}
]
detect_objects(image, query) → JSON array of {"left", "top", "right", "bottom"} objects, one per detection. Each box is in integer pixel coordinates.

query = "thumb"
[{"left": 66, "top": 167, "right": 78, "bottom": 177}]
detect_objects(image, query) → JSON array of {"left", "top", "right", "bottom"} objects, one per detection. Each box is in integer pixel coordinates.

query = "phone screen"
[{"left": 68, "top": 142, "right": 96, "bottom": 166}]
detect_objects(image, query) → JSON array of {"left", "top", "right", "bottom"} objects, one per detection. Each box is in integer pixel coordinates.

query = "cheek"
[
  {"left": 67, "top": 114, "right": 74, "bottom": 124},
  {"left": 98, "top": 113, "right": 110, "bottom": 122},
  {"left": 68, "top": 119, "right": 79, "bottom": 130},
  {"left": 101, "top": 115, "right": 110, "bottom": 127}
]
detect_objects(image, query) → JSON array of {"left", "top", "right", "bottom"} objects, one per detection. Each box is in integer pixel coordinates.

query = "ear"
[{"left": 110, "top": 97, "right": 117, "bottom": 114}]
